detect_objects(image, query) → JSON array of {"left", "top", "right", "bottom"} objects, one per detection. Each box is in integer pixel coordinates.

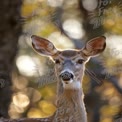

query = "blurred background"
[{"left": 0, "top": 0, "right": 122, "bottom": 122}]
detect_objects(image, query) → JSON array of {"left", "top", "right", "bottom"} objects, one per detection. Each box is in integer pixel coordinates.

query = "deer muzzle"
[{"left": 60, "top": 71, "right": 74, "bottom": 83}]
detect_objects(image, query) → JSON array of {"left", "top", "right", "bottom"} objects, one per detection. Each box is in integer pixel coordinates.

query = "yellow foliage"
[
  {"left": 27, "top": 108, "right": 47, "bottom": 118},
  {"left": 82, "top": 75, "right": 90, "bottom": 94},
  {"left": 38, "top": 100, "right": 56, "bottom": 116},
  {"left": 104, "top": 6, "right": 122, "bottom": 34},
  {"left": 100, "top": 105, "right": 119, "bottom": 117},
  {"left": 40, "top": 86, "right": 55, "bottom": 100},
  {"left": 105, "top": 59, "right": 118, "bottom": 68},
  {"left": 101, "top": 118, "right": 112, "bottom": 122},
  {"left": 38, "top": 24, "right": 57, "bottom": 37},
  {"left": 21, "top": 4, "right": 37, "bottom": 17},
  {"left": 103, "top": 88, "right": 115, "bottom": 97}
]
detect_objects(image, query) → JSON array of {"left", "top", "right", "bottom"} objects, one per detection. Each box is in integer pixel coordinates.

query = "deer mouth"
[{"left": 65, "top": 81, "right": 69, "bottom": 84}]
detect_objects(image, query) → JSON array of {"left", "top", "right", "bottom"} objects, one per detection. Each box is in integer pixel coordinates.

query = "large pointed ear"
[
  {"left": 81, "top": 36, "right": 106, "bottom": 57},
  {"left": 31, "top": 35, "right": 58, "bottom": 56}
]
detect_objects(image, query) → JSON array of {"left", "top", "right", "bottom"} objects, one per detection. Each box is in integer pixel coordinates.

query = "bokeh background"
[{"left": 1, "top": 0, "right": 122, "bottom": 122}]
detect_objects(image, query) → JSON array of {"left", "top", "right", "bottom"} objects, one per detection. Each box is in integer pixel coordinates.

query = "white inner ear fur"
[{"left": 47, "top": 43, "right": 54, "bottom": 50}]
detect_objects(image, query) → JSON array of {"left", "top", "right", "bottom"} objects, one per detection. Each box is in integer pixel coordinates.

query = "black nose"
[{"left": 60, "top": 71, "right": 74, "bottom": 81}]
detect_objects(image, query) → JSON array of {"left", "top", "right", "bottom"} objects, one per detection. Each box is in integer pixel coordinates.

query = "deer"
[
  {"left": 0, "top": 35, "right": 106, "bottom": 122},
  {"left": 31, "top": 35, "right": 106, "bottom": 122}
]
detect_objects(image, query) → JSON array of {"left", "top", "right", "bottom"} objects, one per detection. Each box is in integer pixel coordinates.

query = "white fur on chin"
[{"left": 62, "top": 80, "right": 81, "bottom": 90}]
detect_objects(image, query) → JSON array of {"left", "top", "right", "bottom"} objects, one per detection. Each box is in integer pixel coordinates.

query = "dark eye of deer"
[
  {"left": 55, "top": 59, "right": 60, "bottom": 64},
  {"left": 77, "top": 59, "right": 84, "bottom": 64}
]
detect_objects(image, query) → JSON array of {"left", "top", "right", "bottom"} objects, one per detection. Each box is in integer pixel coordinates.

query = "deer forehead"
[{"left": 56, "top": 50, "right": 83, "bottom": 59}]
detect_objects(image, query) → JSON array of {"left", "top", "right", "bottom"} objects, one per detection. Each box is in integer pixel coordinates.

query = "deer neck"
[{"left": 53, "top": 81, "right": 87, "bottom": 122}]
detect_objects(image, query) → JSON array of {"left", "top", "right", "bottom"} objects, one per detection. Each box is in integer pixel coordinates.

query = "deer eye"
[
  {"left": 77, "top": 59, "right": 84, "bottom": 64},
  {"left": 55, "top": 59, "right": 60, "bottom": 64}
]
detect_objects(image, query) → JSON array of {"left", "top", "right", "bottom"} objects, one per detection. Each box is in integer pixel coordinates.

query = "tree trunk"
[
  {"left": 0, "top": 0, "right": 22, "bottom": 118},
  {"left": 0, "top": 1, "right": 54, "bottom": 122}
]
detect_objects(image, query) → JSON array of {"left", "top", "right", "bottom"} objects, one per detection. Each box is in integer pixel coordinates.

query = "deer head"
[{"left": 31, "top": 35, "right": 106, "bottom": 90}]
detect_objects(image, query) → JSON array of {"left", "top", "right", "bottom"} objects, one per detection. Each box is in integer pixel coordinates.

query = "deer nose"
[{"left": 60, "top": 71, "right": 74, "bottom": 81}]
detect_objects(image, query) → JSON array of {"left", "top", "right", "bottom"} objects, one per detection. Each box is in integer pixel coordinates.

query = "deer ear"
[
  {"left": 82, "top": 36, "right": 106, "bottom": 57},
  {"left": 31, "top": 35, "right": 58, "bottom": 56}
]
